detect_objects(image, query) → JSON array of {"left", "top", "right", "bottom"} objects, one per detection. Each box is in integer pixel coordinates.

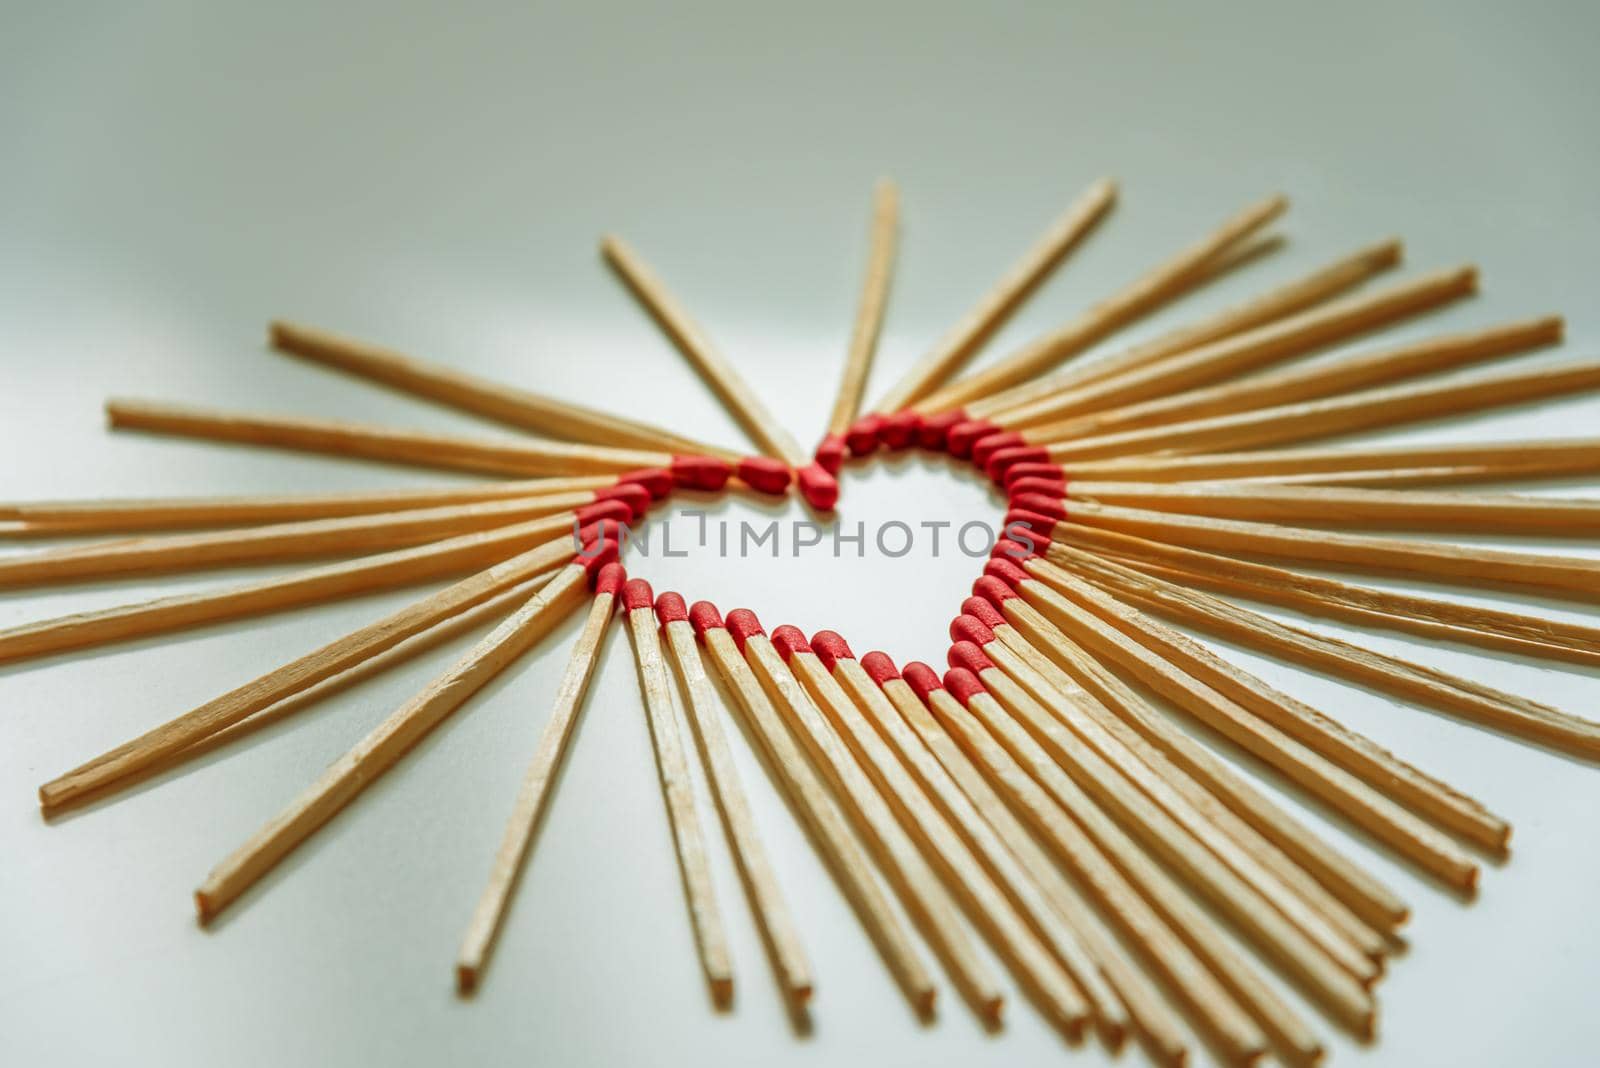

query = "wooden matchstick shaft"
[
  {"left": 0, "top": 520, "right": 572, "bottom": 665},
  {"left": 194, "top": 565, "right": 591, "bottom": 922},
  {"left": 107, "top": 398, "right": 671, "bottom": 477},
  {"left": 0, "top": 497, "right": 590, "bottom": 588},
  {"left": 626, "top": 601, "right": 735, "bottom": 1005},
  {"left": 1057, "top": 437, "right": 1600, "bottom": 484},
  {"left": 967, "top": 238, "right": 1403, "bottom": 419},
  {"left": 0, "top": 479, "right": 613, "bottom": 534},
  {"left": 456, "top": 582, "right": 621, "bottom": 991},
  {"left": 1062, "top": 499, "right": 1600, "bottom": 602},
  {"left": 1018, "top": 315, "right": 1560, "bottom": 444},
  {"left": 1022, "top": 551, "right": 1493, "bottom": 877},
  {"left": 925, "top": 684, "right": 1311, "bottom": 1059},
  {"left": 872, "top": 673, "right": 1187, "bottom": 1066},
  {"left": 741, "top": 632, "right": 1006, "bottom": 1023},
  {"left": 663, "top": 618, "right": 813, "bottom": 1006},
  {"left": 270, "top": 320, "right": 743, "bottom": 462},
  {"left": 37, "top": 541, "right": 580, "bottom": 813},
  {"left": 697, "top": 626, "right": 936, "bottom": 1015},
  {"left": 911, "top": 193, "right": 1288, "bottom": 415},
  {"left": 1060, "top": 479, "right": 1600, "bottom": 536},
  {"left": 870, "top": 178, "right": 1116, "bottom": 415},
  {"left": 988, "top": 264, "right": 1477, "bottom": 429},
  {"left": 789, "top": 648, "right": 1092, "bottom": 1040},
  {"left": 966, "top": 657, "right": 1379, "bottom": 1028},
  {"left": 1062, "top": 522, "right": 1600, "bottom": 667},
  {"left": 826, "top": 180, "right": 900, "bottom": 436},
  {"left": 1040, "top": 360, "right": 1600, "bottom": 463},
  {"left": 603, "top": 237, "right": 807, "bottom": 465}
]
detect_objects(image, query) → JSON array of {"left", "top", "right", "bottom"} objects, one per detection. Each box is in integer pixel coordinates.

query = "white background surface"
[{"left": 4, "top": 3, "right": 1600, "bottom": 1066}]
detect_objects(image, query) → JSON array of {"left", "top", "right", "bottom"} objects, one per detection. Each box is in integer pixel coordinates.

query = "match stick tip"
[
  {"left": 983, "top": 557, "right": 1031, "bottom": 589},
  {"left": 814, "top": 434, "right": 846, "bottom": 474},
  {"left": 736, "top": 456, "right": 793, "bottom": 496},
  {"left": 916, "top": 410, "right": 966, "bottom": 451},
  {"left": 1007, "top": 475, "right": 1067, "bottom": 499},
  {"left": 992, "top": 539, "right": 1040, "bottom": 566},
  {"left": 973, "top": 573, "right": 1021, "bottom": 604},
  {"left": 594, "top": 482, "right": 652, "bottom": 520},
  {"left": 947, "top": 419, "right": 1000, "bottom": 459},
  {"left": 1003, "top": 461, "right": 1067, "bottom": 490},
  {"left": 688, "top": 601, "right": 724, "bottom": 636},
  {"left": 575, "top": 498, "right": 632, "bottom": 526},
  {"left": 670, "top": 455, "right": 733, "bottom": 492},
  {"left": 769, "top": 625, "right": 811, "bottom": 661},
  {"left": 654, "top": 591, "right": 689, "bottom": 625},
  {"left": 959, "top": 596, "right": 1007, "bottom": 630},
  {"left": 844, "top": 414, "right": 883, "bottom": 456},
  {"left": 796, "top": 463, "right": 839, "bottom": 511},
  {"left": 617, "top": 467, "right": 675, "bottom": 500},
  {"left": 860, "top": 651, "right": 899, "bottom": 685},
  {"left": 725, "top": 609, "right": 766, "bottom": 651},
  {"left": 986, "top": 445, "right": 1051, "bottom": 483},
  {"left": 455, "top": 963, "right": 480, "bottom": 996},
  {"left": 970, "top": 431, "right": 1025, "bottom": 470},
  {"left": 942, "top": 667, "right": 986, "bottom": 705},
  {"left": 810, "top": 630, "right": 854, "bottom": 672},
  {"left": 1003, "top": 509, "right": 1060, "bottom": 545},
  {"left": 621, "top": 578, "right": 654, "bottom": 612},
  {"left": 949, "top": 615, "right": 996, "bottom": 648},
  {"left": 947, "top": 640, "right": 995, "bottom": 675},
  {"left": 878, "top": 410, "right": 920, "bottom": 450},
  {"left": 593, "top": 561, "right": 627, "bottom": 596},
  {"left": 577, "top": 538, "right": 621, "bottom": 579},
  {"left": 901, "top": 662, "right": 943, "bottom": 701}
]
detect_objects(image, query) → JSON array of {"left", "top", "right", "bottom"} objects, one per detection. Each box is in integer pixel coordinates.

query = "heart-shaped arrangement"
[{"left": 10, "top": 177, "right": 1600, "bottom": 1066}]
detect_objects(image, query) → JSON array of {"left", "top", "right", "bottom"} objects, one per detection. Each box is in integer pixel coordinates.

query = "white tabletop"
[{"left": 4, "top": 3, "right": 1599, "bottom": 1066}]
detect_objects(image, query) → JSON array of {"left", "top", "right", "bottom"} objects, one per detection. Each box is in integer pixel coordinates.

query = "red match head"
[
  {"left": 916, "top": 410, "right": 967, "bottom": 451},
  {"left": 593, "top": 561, "right": 627, "bottom": 596},
  {"left": 575, "top": 498, "right": 632, "bottom": 526},
  {"left": 725, "top": 608, "right": 766, "bottom": 651},
  {"left": 576, "top": 517, "right": 629, "bottom": 547},
  {"left": 770, "top": 625, "right": 812, "bottom": 661},
  {"left": 987, "top": 445, "right": 1051, "bottom": 483},
  {"left": 1003, "top": 509, "right": 1059, "bottom": 541},
  {"left": 949, "top": 614, "right": 996, "bottom": 647},
  {"left": 960, "top": 595, "right": 1008, "bottom": 629},
  {"left": 973, "top": 573, "right": 1021, "bottom": 605},
  {"left": 970, "top": 430, "right": 1026, "bottom": 470},
  {"left": 578, "top": 538, "right": 620, "bottom": 580},
  {"left": 947, "top": 419, "right": 1000, "bottom": 459},
  {"left": 736, "top": 456, "right": 793, "bottom": 496},
  {"left": 593, "top": 482, "right": 652, "bottom": 520},
  {"left": 943, "top": 668, "right": 987, "bottom": 705},
  {"left": 878, "top": 410, "right": 920, "bottom": 449},
  {"left": 670, "top": 454, "right": 733, "bottom": 492},
  {"left": 617, "top": 467, "right": 675, "bottom": 500},
  {"left": 1008, "top": 475, "right": 1068, "bottom": 499},
  {"left": 810, "top": 630, "right": 854, "bottom": 672},
  {"left": 902, "top": 661, "right": 945, "bottom": 702},
  {"left": 796, "top": 463, "right": 840, "bottom": 511},
  {"left": 814, "top": 433, "right": 847, "bottom": 475},
  {"left": 688, "top": 600, "right": 725, "bottom": 636},
  {"left": 985, "top": 556, "right": 1032, "bottom": 588},
  {"left": 948, "top": 640, "right": 995, "bottom": 675},
  {"left": 621, "top": 578, "right": 654, "bottom": 612},
  {"left": 860, "top": 650, "right": 899, "bottom": 686},
  {"left": 1003, "top": 461, "right": 1067, "bottom": 491},
  {"left": 992, "top": 537, "right": 1040, "bottom": 563},
  {"left": 1011, "top": 492, "right": 1067, "bottom": 520},
  {"left": 845, "top": 414, "right": 883, "bottom": 455},
  {"left": 654, "top": 591, "right": 690, "bottom": 625}
]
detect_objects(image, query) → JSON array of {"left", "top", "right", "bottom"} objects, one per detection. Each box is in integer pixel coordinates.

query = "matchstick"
[
  {"left": 951, "top": 238, "right": 1404, "bottom": 429},
  {"left": 1005, "top": 359, "right": 1600, "bottom": 471},
  {"left": 0, "top": 477, "right": 623, "bottom": 534},
  {"left": 915, "top": 664, "right": 1312, "bottom": 1060},
  {"left": 858, "top": 652, "right": 1189, "bottom": 1067},
  {"left": 726, "top": 609, "right": 1006, "bottom": 1025},
  {"left": 1038, "top": 436, "right": 1600, "bottom": 486},
  {"left": 1057, "top": 521, "right": 1600, "bottom": 668},
  {"left": 774, "top": 627, "right": 1091, "bottom": 1042},
  {"left": 989, "top": 546, "right": 1490, "bottom": 881},
  {"left": 977, "top": 315, "right": 1561, "bottom": 458},
  {"left": 270, "top": 320, "right": 744, "bottom": 462},
  {"left": 194, "top": 556, "right": 599, "bottom": 922},
  {"left": 456, "top": 563, "right": 625, "bottom": 992},
  {"left": 0, "top": 495, "right": 636, "bottom": 588},
  {"left": 0, "top": 518, "right": 588, "bottom": 665},
  {"left": 691, "top": 603, "right": 936, "bottom": 1016},
  {"left": 953, "top": 263, "right": 1479, "bottom": 453},
  {"left": 948, "top": 604, "right": 1390, "bottom": 963},
  {"left": 814, "top": 179, "right": 900, "bottom": 478},
  {"left": 658, "top": 594, "right": 813, "bottom": 1008},
  {"left": 864, "top": 177, "right": 1117, "bottom": 421},
  {"left": 968, "top": 573, "right": 1409, "bottom": 934},
  {"left": 105, "top": 398, "right": 791, "bottom": 495},
  {"left": 623, "top": 580, "right": 735, "bottom": 1005},
  {"left": 941, "top": 638, "right": 1380, "bottom": 1029},
  {"left": 909, "top": 193, "right": 1289, "bottom": 416},
  {"left": 37, "top": 537, "right": 602, "bottom": 814},
  {"left": 1051, "top": 499, "right": 1600, "bottom": 603},
  {"left": 809, "top": 632, "right": 1130, "bottom": 1047}
]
